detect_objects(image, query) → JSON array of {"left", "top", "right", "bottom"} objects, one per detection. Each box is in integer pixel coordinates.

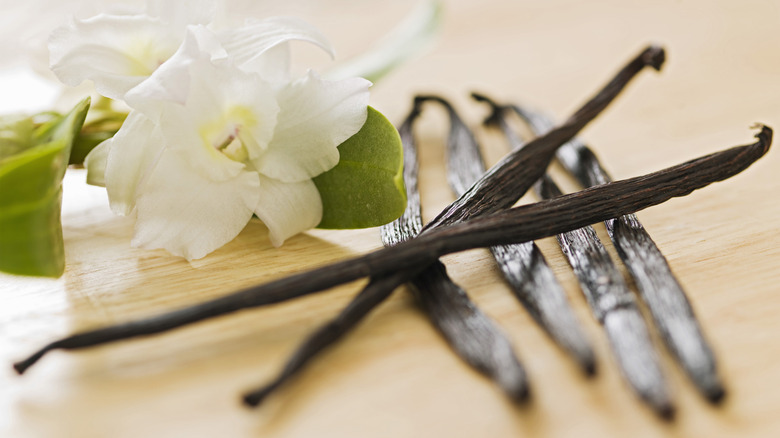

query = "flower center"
[
  {"left": 215, "top": 134, "right": 248, "bottom": 162},
  {"left": 200, "top": 106, "right": 259, "bottom": 164},
  {"left": 127, "top": 36, "right": 177, "bottom": 76}
]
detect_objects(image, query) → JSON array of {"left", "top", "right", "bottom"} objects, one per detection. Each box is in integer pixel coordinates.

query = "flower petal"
[
  {"left": 125, "top": 25, "right": 226, "bottom": 117},
  {"left": 84, "top": 137, "right": 111, "bottom": 187},
  {"left": 219, "top": 16, "right": 334, "bottom": 78},
  {"left": 254, "top": 174, "right": 322, "bottom": 247},
  {"left": 240, "top": 41, "right": 290, "bottom": 84},
  {"left": 102, "top": 111, "right": 165, "bottom": 215},
  {"left": 253, "top": 70, "right": 370, "bottom": 182},
  {"left": 132, "top": 148, "right": 260, "bottom": 260},
  {"left": 49, "top": 14, "right": 182, "bottom": 99},
  {"left": 155, "top": 56, "right": 279, "bottom": 182}
]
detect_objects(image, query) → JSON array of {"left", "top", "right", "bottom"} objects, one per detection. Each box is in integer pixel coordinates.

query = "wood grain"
[{"left": 3, "top": 1, "right": 780, "bottom": 437}]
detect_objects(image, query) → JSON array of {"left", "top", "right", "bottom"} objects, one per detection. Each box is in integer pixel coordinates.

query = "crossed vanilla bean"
[
  {"left": 508, "top": 104, "right": 724, "bottom": 403},
  {"left": 475, "top": 93, "right": 672, "bottom": 416},
  {"left": 421, "top": 46, "right": 664, "bottom": 231},
  {"left": 14, "top": 123, "right": 772, "bottom": 376},
  {"left": 254, "top": 47, "right": 667, "bottom": 404},
  {"left": 418, "top": 95, "right": 596, "bottom": 375},
  {"left": 245, "top": 105, "right": 529, "bottom": 405},
  {"left": 242, "top": 273, "right": 413, "bottom": 406},
  {"left": 380, "top": 103, "right": 528, "bottom": 401}
]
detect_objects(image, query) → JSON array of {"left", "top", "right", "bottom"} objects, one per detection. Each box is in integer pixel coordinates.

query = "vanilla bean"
[
  {"left": 422, "top": 45, "right": 665, "bottom": 231},
  {"left": 242, "top": 45, "right": 665, "bottom": 404},
  {"left": 476, "top": 94, "right": 672, "bottom": 417},
  {"left": 242, "top": 272, "right": 410, "bottom": 407},
  {"left": 14, "top": 125, "right": 770, "bottom": 375},
  {"left": 538, "top": 174, "right": 672, "bottom": 417},
  {"left": 510, "top": 104, "right": 725, "bottom": 403},
  {"left": 385, "top": 102, "right": 528, "bottom": 401},
  {"left": 245, "top": 106, "right": 528, "bottom": 405},
  {"left": 418, "top": 95, "right": 596, "bottom": 375}
]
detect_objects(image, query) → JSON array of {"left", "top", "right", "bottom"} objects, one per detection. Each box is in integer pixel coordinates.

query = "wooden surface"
[{"left": 3, "top": 1, "right": 780, "bottom": 437}]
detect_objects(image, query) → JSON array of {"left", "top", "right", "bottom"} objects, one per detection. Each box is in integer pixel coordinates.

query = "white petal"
[
  {"left": 84, "top": 137, "right": 111, "bottom": 187},
  {"left": 254, "top": 71, "right": 370, "bottom": 182},
  {"left": 132, "top": 148, "right": 260, "bottom": 260},
  {"left": 103, "top": 111, "right": 165, "bottom": 215},
  {"left": 155, "top": 57, "right": 279, "bottom": 182},
  {"left": 125, "top": 25, "right": 226, "bottom": 117},
  {"left": 240, "top": 41, "right": 290, "bottom": 84},
  {"left": 49, "top": 14, "right": 183, "bottom": 99},
  {"left": 254, "top": 174, "right": 322, "bottom": 247},
  {"left": 219, "top": 16, "right": 334, "bottom": 77}
]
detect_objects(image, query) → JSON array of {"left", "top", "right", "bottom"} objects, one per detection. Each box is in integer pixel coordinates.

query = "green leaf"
[
  {"left": 69, "top": 100, "right": 127, "bottom": 165},
  {"left": 314, "top": 106, "right": 406, "bottom": 229},
  {"left": 0, "top": 97, "right": 90, "bottom": 277},
  {"left": 0, "top": 115, "right": 35, "bottom": 160}
]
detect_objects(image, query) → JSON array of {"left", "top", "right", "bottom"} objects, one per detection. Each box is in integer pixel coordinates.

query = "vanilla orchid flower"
[{"left": 86, "top": 27, "right": 370, "bottom": 260}]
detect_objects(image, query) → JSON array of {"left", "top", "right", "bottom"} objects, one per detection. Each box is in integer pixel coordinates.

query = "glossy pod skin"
[
  {"left": 418, "top": 95, "right": 596, "bottom": 376},
  {"left": 474, "top": 93, "right": 672, "bottom": 417},
  {"left": 509, "top": 104, "right": 724, "bottom": 404}
]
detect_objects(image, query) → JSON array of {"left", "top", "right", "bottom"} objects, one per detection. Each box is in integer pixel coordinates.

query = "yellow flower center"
[
  {"left": 126, "top": 36, "right": 177, "bottom": 76},
  {"left": 200, "top": 106, "right": 258, "bottom": 163}
]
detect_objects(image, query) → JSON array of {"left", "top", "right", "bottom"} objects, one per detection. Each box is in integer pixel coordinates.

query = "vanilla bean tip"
[
  {"left": 509, "top": 384, "right": 531, "bottom": 403},
  {"left": 584, "top": 360, "right": 597, "bottom": 377},
  {"left": 751, "top": 123, "right": 772, "bottom": 149},
  {"left": 469, "top": 92, "right": 503, "bottom": 126},
  {"left": 414, "top": 94, "right": 454, "bottom": 112},
  {"left": 13, "top": 345, "right": 53, "bottom": 375},
  {"left": 642, "top": 45, "right": 666, "bottom": 71},
  {"left": 242, "top": 390, "right": 267, "bottom": 408},
  {"left": 658, "top": 403, "right": 676, "bottom": 421},
  {"left": 400, "top": 99, "right": 426, "bottom": 129},
  {"left": 704, "top": 382, "right": 727, "bottom": 404}
]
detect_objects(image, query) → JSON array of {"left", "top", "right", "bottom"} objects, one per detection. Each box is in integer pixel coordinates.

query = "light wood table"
[{"left": 3, "top": 1, "right": 780, "bottom": 436}]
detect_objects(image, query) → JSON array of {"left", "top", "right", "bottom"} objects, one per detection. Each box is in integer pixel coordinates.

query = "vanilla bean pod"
[
  {"left": 422, "top": 45, "right": 665, "bottom": 231},
  {"left": 241, "top": 45, "right": 664, "bottom": 404},
  {"left": 475, "top": 94, "right": 672, "bottom": 417},
  {"left": 242, "top": 272, "right": 411, "bottom": 407},
  {"left": 537, "top": 174, "right": 671, "bottom": 417},
  {"left": 383, "top": 102, "right": 528, "bottom": 401},
  {"left": 244, "top": 106, "right": 528, "bottom": 406},
  {"left": 14, "top": 125, "right": 771, "bottom": 374},
  {"left": 418, "top": 95, "right": 596, "bottom": 375},
  {"left": 510, "top": 105, "right": 725, "bottom": 403}
]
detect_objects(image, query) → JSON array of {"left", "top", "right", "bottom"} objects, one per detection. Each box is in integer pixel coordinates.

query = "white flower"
[
  {"left": 86, "top": 26, "right": 370, "bottom": 260},
  {"left": 48, "top": 0, "right": 217, "bottom": 100},
  {"left": 48, "top": 0, "right": 336, "bottom": 102}
]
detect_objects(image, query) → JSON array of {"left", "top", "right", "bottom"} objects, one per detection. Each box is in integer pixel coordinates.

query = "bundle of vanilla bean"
[{"left": 14, "top": 45, "right": 772, "bottom": 419}]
